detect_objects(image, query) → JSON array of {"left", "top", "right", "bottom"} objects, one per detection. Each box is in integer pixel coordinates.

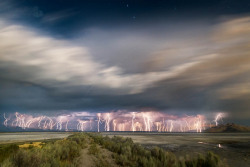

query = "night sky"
[{"left": 1, "top": 0, "right": 250, "bottom": 126}]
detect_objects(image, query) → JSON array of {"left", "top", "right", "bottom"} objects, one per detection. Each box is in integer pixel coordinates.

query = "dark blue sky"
[
  {"left": 1, "top": 0, "right": 250, "bottom": 125},
  {"left": 6, "top": 0, "right": 250, "bottom": 37}
]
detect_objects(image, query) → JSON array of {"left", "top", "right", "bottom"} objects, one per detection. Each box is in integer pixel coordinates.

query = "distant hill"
[{"left": 205, "top": 123, "right": 250, "bottom": 133}]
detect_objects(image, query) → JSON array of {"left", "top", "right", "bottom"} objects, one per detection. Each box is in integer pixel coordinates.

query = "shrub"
[
  {"left": 88, "top": 143, "right": 99, "bottom": 155},
  {"left": 0, "top": 133, "right": 88, "bottom": 167},
  {"left": 87, "top": 133, "right": 225, "bottom": 167}
]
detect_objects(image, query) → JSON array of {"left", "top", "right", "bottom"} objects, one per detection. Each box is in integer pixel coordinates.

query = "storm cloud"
[{"left": 0, "top": 0, "right": 250, "bottom": 125}]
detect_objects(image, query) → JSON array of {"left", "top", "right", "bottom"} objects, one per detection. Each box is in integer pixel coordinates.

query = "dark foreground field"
[{"left": 0, "top": 132, "right": 249, "bottom": 167}]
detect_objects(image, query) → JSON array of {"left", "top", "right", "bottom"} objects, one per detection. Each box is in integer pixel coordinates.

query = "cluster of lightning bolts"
[{"left": 2, "top": 111, "right": 224, "bottom": 132}]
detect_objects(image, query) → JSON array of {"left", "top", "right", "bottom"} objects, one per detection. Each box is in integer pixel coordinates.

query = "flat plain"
[{"left": 0, "top": 132, "right": 72, "bottom": 144}]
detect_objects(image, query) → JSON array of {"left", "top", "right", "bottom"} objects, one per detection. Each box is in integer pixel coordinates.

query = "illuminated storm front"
[{"left": 3, "top": 111, "right": 224, "bottom": 132}]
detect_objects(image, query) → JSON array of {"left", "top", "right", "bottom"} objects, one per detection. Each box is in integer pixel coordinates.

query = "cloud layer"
[
  {"left": 0, "top": 20, "right": 200, "bottom": 95},
  {"left": 0, "top": 15, "right": 250, "bottom": 124}
]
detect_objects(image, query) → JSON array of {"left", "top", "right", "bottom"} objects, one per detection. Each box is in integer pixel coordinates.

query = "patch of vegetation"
[
  {"left": 87, "top": 133, "right": 226, "bottom": 167},
  {"left": 0, "top": 144, "right": 19, "bottom": 163},
  {"left": 88, "top": 143, "right": 100, "bottom": 155},
  {"left": 87, "top": 137, "right": 112, "bottom": 167},
  {"left": 0, "top": 133, "right": 88, "bottom": 167},
  {"left": 179, "top": 152, "right": 221, "bottom": 167},
  {"left": 18, "top": 142, "right": 44, "bottom": 148},
  {"left": 0, "top": 133, "right": 227, "bottom": 167}
]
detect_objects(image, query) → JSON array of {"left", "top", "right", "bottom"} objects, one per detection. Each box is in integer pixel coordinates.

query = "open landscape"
[
  {"left": 1, "top": 132, "right": 249, "bottom": 167},
  {"left": 1, "top": 0, "right": 250, "bottom": 167}
]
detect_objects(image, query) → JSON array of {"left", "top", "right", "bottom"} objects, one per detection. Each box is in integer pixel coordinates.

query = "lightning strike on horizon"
[
  {"left": 65, "top": 120, "right": 69, "bottom": 131},
  {"left": 104, "top": 113, "right": 111, "bottom": 131},
  {"left": 169, "top": 120, "right": 174, "bottom": 132},
  {"left": 3, "top": 113, "right": 9, "bottom": 127},
  {"left": 113, "top": 119, "right": 117, "bottom": 131},
  {"left": 77, "top": 120, "right": 88, "bottom": 131},
  {"left": 2, "top": 111, "right": 226, "bottom": 132},
  {"left": 131, "top": 112, "right": 136, "bottom": 131},
  {"left": 97, "top": 113, "right": 101, "bottom": 132},
  {"left": 214, "top": 113, "right": 223, "bottom": 126},
  {"left": 56, "top": 117, "right": 63, "bottom": 130}
]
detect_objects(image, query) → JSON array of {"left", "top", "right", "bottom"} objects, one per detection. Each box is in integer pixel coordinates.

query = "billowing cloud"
[{"left": 0, "top": 20, "right": 201, "bottom": 95}]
